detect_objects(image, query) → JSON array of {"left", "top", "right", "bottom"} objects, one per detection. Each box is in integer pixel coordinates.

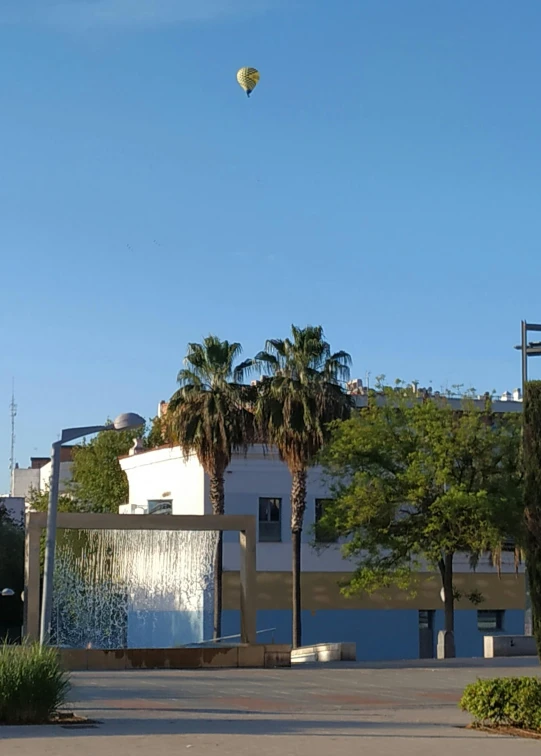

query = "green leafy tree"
[
  {"left": 253, "top": 325, "right": 352, "bottom": 648},
  {"left": 166, "top": 336, "right": 255, "bottom": 640},
  {"left": 144, "top": 415, "right": 171, "bottom": 449},
  {"left": 26, "top": 488, "right": 79, "bottom": 513},
  {"left": 27, "top": 418, "right": 164, "bottom": 516},
  {"left": 523, "top": 380, "right": 541, "bottom": 659},
  {"left": 0, "top": 505, "right": 24, "bottom": 629},
  {"left": 320, "top": 383, "right": 522, "bottom": 655},
  {"left": 67, "top": 423, "right": 144, "bottom": 513}
]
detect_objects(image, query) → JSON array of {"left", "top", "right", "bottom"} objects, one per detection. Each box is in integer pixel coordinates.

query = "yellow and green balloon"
[{"left": 236, "top": 67, "right": 260, "bottom": 98}]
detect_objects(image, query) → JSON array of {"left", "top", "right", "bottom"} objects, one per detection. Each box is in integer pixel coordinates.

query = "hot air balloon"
[{"left": 237, "top": 67, "right": 260, "bottom": 98}]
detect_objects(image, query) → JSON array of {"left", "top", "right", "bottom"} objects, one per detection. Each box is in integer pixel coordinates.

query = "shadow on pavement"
[{"left": 0, "top": 718, "right": 490, "bottom": 740}]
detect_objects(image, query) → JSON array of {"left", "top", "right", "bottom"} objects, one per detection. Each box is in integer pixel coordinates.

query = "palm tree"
[
  {"left": 253, "top": 325, "right": 352, "bottom": 648},
  {"left": 166, "top": 336, "right": 254, "bottom": 640}
]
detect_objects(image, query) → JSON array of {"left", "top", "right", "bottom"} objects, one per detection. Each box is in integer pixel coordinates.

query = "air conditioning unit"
[{"left": 118, "top": 503, "right": 147, "bottom": 515}]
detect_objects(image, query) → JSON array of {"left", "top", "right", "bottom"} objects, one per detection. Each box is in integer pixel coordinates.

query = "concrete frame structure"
[{"left": 25, "top": 512, "right": 257, "bottom": 646}]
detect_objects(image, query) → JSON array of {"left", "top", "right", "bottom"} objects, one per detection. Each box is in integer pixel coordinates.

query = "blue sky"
[{"left": 1, "top": 0, "right": 540, "bottom": 490}]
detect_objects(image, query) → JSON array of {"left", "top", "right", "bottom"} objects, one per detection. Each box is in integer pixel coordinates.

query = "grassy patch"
[{"left": 0, "top": 642, "right": 71, "bottom": 725}]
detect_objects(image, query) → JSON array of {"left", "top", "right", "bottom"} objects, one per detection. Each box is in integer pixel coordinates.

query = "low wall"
[
  {"left": 484, "top": 635, "right": 538, "bottom": 658},
  {"left": 291, "top": 642, "right": 356, "bottom": 664},
  {"left": 58, "top": 644, "right": 291, "bottom": 671}
]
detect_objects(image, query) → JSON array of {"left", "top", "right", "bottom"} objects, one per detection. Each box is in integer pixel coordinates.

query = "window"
[
  {"left": 477, "top": 610, "right": 504, "bottom": 632},
  {"left": 147, "top": 499, "right": 173, "bottom": 515},
  {"left": 418, "top": 610, "right": 434, "bottom": 630},
  {"left": 315, "top": 499, "right": 337, "bottom": 543},
  {"left": 258, "top": 498, "right": 281, "bottom": 542}
]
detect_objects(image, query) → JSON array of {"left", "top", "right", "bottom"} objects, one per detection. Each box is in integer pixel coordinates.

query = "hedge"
[
  {"left": 0, "top": 642, "right": 70, "bottom": 725},
  {"left": 460, "top": 677, "right": 541, "bottom": 732}
]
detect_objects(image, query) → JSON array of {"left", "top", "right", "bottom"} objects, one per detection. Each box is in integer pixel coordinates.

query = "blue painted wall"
[
  {"left": 223, "top": 608, "right": 525, "bottom": 660},
  {"left": 127, "top": 610, "right": 207, "bottom": 648},
  {"left": 434, "top": 609, "right": 525, "bottom": 658}
]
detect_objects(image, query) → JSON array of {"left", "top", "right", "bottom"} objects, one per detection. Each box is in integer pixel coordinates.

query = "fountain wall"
[{"left": 52, "top": 528, "right": 217, "bottom": 649}]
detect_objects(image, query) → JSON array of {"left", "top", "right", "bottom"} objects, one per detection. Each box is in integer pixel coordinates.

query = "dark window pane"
[
  {"left": 477, "top": 610, "right": 504, "bottom": 632},
  {"left": 269, "top": 500, "right": 280, "bottom": 522},
  {"left": 258, "top": 498, "right": 282, "bottom": 541},
  {"left": 315, "top": 498, "right": 337, "bottom": 543},
  {"left": 419, "top": 610, "right": 434, "bottom": 630}
]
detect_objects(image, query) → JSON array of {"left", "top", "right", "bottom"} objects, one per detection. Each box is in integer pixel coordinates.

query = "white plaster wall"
[
  {"left": 120, "top": 447, "right": 205, "bottom": 515},
  {"left": 39, "top": 461, "right": 73, "bottom": 494},
  {"left": 219, "top": 445, "right": 353, "bottom": 571},
  {"left": 119, "top": 444, "right": 521, "bottom": 576},
  {"left": 12, "top": 468, "right": 40, "bottom": 498}
]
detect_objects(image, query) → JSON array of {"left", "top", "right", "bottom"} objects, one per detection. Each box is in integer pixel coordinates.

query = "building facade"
[
  {"left": 12, "top": 448, "right": 75, "bottom": 500},
  {"left": 119, "top": 438, "right": 525, "bottom": 660}
]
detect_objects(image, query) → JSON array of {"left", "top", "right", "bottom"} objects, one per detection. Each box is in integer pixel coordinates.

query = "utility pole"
[{"left": 9, "top": 381, "right": 16, "bottom": 496}]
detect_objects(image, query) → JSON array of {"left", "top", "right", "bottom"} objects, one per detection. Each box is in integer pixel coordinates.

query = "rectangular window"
[
  {"left": 315, "top": 498, "right": 337, "bottom": 543},
  {"left": 477, "top": 610, "right": 504, "bottom": 632},
  {"left": 147, "top": 499, "right": 172, "bottom": 515},
  {"left": 419, "top": 610, "right": 435, "bottom": 630},
  {"left": 258, "top": 498, "right": 282, "bottom": 542}
]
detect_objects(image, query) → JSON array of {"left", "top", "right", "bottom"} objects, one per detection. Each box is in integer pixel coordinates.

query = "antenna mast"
[{"left": 9, "top": 382, "right": 17, "bottom": 496}]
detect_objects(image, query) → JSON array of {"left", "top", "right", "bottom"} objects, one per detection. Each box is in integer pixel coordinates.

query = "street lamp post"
[
  {"left": 514, "top": 321, "right": 541, "bottom": 636},
  {"left": 39, "top": 412, "right": 145, "bottom": 646}
]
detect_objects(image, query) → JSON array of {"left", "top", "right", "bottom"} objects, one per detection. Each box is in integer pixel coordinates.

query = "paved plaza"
[{"left": 1, "top": 657, "right": 541, "bottom": 755}]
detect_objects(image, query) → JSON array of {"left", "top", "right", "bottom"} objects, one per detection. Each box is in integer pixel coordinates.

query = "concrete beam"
[
  {"left": 25, "top": 512, "right": 257, "bottom": 647},
  {"left": 484, "top": 635, "right": 538, "bottom": 658}
]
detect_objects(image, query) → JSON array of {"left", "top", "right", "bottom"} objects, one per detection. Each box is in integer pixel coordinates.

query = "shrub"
[
  {"left": 0, "top": 642, "right": 70, "bottom": 725},
  {"left": 460, "top": 677, "right": 541, "bottom": 731}
]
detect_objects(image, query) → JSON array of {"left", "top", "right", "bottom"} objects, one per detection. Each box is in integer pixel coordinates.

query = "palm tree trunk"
[
  {"left": 291, "top": 469, "right": 307, "bottom": 649},
  {"left": 209, "top": 472, "right": 225, "bottom": 641}
]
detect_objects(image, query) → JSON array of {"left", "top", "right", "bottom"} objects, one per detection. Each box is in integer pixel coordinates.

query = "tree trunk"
[
  {"left": 438, "top": 552, "right": 455, "bottom": 632},
  {"left": 523, "top": 381, "right": 541, "bottom": 660},
  {"left": 526, "top": 539, "right": 541, "bottom": 653},
  {"left": 291, "top": 469, "right": 307, "bottom": 649},
  {"left": 438, "top": 552, "right": 456, "bottom": 659},
  {"left": 209, "top": 472, "right": 225, "bottom": 641},
  {"left": 442, "top": 552, "right": 455, "bottom": 634}
]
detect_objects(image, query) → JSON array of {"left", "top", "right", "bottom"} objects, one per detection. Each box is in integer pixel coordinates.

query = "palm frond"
[
  {"left": 252, "top": 325, "right": 352, "bottom": 471},
  {"left": 234, "top": 358, "right": 257, "bottom": 383},
  {"left": 168, "top": 335, "right": 256, "bottom": 475},
  {"left": 177, "top": 369, "right": 206, "bottom": 389}
]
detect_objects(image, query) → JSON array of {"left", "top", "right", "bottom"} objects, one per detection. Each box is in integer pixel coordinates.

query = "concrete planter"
[
  {"left": 291, "top": 642, "right": 356, "bottom": 664},
  {"left": 58, "top": 644, "right": 291, "bottom": 671},
  {"left": 484, "top": 635, "right": 538, "bottom": 658}
]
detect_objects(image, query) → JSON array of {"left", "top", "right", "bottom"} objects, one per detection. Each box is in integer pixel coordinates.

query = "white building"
[
  {"left": 119, "top": 430, "right": 525, "bottom": 660},
  {"left": 12, "top": 449, "right": 75, "bottom": 500}
]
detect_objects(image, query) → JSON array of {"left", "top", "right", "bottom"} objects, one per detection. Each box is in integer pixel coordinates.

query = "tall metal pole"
[
  {"left": 522, "top": 320, "right": 532, "bottom": 636},
  {"left": 9, "top": 383, "right": 17, "bottom": 497},
  {"left": 522, "top": 320, "right": 528, "bottom": 394},
  {"left": 39, "top": 442, "right": 62, "bottom": 645},
  {"left": 36, "top": 416, "right": 143, "bottom": 646}
]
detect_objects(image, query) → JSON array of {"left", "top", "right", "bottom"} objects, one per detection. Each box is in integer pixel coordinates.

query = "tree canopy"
[
  {"left": 320, "top": 383, "right": 523, "bottom": 642},
  {"left": 66, "top": 422, "right": 144, "bottom": 513},
  {"left": 0, "top": 504, "right": 24, "bottom": 596}
]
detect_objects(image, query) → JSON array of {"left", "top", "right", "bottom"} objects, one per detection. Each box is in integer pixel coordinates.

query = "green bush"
[
  {"left": 0, "top": 642, "right": 71, "bottom": 725},
  {"left": 460, "top": 677, "right": 541, "bottom": 731}
]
